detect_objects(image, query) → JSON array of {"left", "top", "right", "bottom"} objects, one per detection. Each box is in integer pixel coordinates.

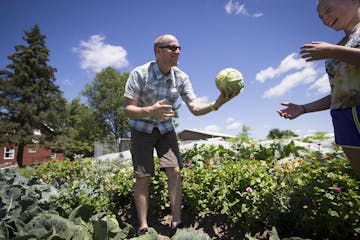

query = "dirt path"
[{"left": 118, "top": 204, "right": 251, "bottom": 239}]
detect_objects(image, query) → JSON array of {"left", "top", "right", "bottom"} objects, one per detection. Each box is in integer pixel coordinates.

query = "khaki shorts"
[{"left": 130, "top": 128, "right": 182, "bottom": 178}]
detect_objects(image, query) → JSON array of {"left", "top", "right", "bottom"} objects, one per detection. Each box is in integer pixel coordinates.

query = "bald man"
[{"left": 124, "top": 34, "right": 238, "bottom": 235}]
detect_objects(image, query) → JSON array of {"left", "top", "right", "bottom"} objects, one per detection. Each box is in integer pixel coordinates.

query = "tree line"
[{"left": 0, "top": 25, "right": 129, "bottom": 166}]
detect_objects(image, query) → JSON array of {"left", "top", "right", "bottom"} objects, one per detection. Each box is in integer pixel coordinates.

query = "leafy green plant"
[
  {"left": 0, "top": 169, "right": 59, "bottom": 239},
  {"left": 277, "top": 160, "right": 360, "bottom": 239},
  {"left": 149, "top": 166, "right": 169, "bottom": 213},
  {"left": 0, "top": 168, "right": 138, "bottom": 240},
  {"left": 11, "top": 134, "right": 360, "bottom": 240},
  {"left": 171, "top": 228, "right": 211, "bottom": 239},
  {"left": 181, "top": 140, "right": 360, "bottom": 239},
  {"left": 181, "top": 143, "right": 234, "bottom": 166}
]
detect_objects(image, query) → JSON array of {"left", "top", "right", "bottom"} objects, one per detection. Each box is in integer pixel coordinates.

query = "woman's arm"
[
  {"left": 301, "top": 41, "right": 360, "bottom": 66},
  {"left": 277, "top": 95, "right": 331, "bottom": 120}
]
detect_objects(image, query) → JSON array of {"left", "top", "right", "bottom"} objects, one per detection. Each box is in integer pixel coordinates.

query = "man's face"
[{"left": 156, "top": 37, "right": 181, "bottom": 67}]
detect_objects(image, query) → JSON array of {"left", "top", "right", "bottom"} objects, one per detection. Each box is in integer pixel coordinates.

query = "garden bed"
[{"left": 3, "top": 136, "right": 360, "bottom": 239}]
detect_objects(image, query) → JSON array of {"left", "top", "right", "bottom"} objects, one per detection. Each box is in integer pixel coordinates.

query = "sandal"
[
  {"left": 171, "top": 221, "right": 184, "bottom": 229},
  {"left": 137, "top": 227, "right": 148, "bottom": 235}
]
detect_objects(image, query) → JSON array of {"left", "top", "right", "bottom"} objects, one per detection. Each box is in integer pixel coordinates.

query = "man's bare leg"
[
  {"left": 134, "top": 176, "right": 150, "bottom": 231},
  {"left": 165, "top": 167, "right": 182, "bottom": 225}
]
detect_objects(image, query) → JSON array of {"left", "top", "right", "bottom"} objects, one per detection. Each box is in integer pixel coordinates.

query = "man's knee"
[
  {"left": 135, "top": 176, "right": 150, "bottom": 186},
  {"left": 165, "top": 167, "right": 181, "bottom": 178}
]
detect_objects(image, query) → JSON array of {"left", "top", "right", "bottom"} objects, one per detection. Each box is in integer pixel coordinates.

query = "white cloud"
[
  {"left": 263, "top": 66, "right": 317, "bottom": 98},
  {"left": 256, "top": 53, "right": 324, "bottom": 98},
  {"left": 196, "top": 96, "right": 210, "bottom": 104},
  {"left": 225, "top": 117, "right": 242, "bottom": 130},
  {"left": 225, "top": 0, "right": 263, "bottom": 18},
  {"left": 307, "top": 73, "right": 330, "bottom": 95},
  {"left": 73, "top": 34, "right": 128, "bottom": 73},
  {"left": 61, "top": 79, "right": 73, "bottom": 86},
  {"left": 294, "top": 128, "right": 320, "bottom": 136},
  {"left": 226, "top": 117, "right": 235, "bottom": 124},
  {"left": 253, "top": 12, "right": 264, "bottom": 18},
  {"left": 256, "top": 53, "right": 308, "bottom": 83},
  {"left": 203, "top": 124, "right": 221, "bottom": 133},
  {"left": 226, "top": 122, "right": 242, "bottom": 130}
]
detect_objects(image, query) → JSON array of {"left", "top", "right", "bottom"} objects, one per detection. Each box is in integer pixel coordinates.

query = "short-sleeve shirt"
[
  {"left": 326, "top": 26, "right": 360, "bottom": 109},
  {"left": 124, "top": 61, "right": 196, "bottom": 134}
]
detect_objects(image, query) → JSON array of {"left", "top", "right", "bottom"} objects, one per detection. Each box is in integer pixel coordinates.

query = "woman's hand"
[
  {"left": 300, "top": 41, "right": 334, "bottom": 61},
  {"left": 277, "top": 102, "right": 305, "bottom": 119}
]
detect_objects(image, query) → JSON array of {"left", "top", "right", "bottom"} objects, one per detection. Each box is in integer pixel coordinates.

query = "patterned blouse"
[{"left": 326, "top": 25, "right": 360, "bottom": 109}]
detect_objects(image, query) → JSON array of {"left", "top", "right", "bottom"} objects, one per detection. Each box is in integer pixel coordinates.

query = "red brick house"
[
  {"left": 0, "top": 127, "right": 64, "bottom": 168},
  {"left": 0, "top": 144, "right": 64, "bottom": 167}
]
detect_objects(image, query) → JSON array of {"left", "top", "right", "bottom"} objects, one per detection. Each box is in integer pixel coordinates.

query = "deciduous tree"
[
  {"left": 82, "top": 67, "right": 129, "bottom": 146},
  {"left": 267, "top": 128, "right": 298, "bottom": 139},
  {"left": 58, "top": 97, "right": 106, "bottom": 158}
]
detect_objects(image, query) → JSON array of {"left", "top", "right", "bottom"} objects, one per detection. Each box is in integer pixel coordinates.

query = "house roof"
[{"left": 177, "top": 129, "right": 235, "bottom": 141}]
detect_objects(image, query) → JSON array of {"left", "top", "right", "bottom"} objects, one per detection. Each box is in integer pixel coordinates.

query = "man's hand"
[
  {"left": 213, "top": 90, "right": 240, "bottom": 109},
  {"left": 152, "top": 99, "right": 175, "bottom": 120}
]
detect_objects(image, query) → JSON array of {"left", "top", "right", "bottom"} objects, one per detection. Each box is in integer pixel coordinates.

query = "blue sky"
[{"left": 1, "top": 0, "right": 343, "bottom": 139}]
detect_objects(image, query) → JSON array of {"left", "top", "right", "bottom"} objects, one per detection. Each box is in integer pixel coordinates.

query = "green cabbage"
[{"left": 215, "top": 68, "right": 244, "bottom": 94}]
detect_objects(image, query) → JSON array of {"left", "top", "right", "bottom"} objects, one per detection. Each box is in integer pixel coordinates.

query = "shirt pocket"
[
  {"left": 141, "top": 85, "right": 158, "bottom": 105},
  {"left": 166, "top": 87, "right": 180, "bottom": 105}
]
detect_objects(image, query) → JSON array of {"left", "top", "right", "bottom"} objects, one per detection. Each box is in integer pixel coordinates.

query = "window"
[
  {"left": 28, "top": 146, "right": 37, "bottom": 153},
  {"left": 50, "top": 148, "right": 56, "bottom": 159},
  {"left": 4, "top": 147, "right": 15, "bottom": 160},
  {"left": 33, "top": 129, "right": 41, "bottom": 135}
]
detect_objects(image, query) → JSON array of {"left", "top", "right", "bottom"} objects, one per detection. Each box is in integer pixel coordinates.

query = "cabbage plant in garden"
[
  {"left": 0, "top": 169, "right": 135, "bottom": 239},
  {"left": 1, "top": 167, "right": 209, "bottom": 239},
  {"left": 6, "top": 137, "right": 360, "bottom": 239}
]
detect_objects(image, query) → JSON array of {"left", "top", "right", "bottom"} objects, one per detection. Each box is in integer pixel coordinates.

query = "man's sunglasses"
[{"left": 158, "top": 45, "right": 181, "bottom": 51}]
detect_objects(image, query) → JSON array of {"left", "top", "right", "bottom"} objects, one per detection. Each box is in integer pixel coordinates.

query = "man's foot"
[
  {"left": 171, "top": 221, "right": 184, "bottom": 229},
  {"left": 137, "top": 227, "right": 148, "bottom": 235}
]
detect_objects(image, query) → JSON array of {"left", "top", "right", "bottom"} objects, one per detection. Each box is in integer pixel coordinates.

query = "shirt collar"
[{"left": 153, "top": 62, "right": 175, "bottom": 82}]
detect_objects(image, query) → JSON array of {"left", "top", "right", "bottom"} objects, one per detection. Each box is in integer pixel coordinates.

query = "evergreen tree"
[
  {"left": 0, "top": 25, "right": 66, "bottom": 167},
  {"left": 82, "top": 67, "right": 129, "bottom": 145}
]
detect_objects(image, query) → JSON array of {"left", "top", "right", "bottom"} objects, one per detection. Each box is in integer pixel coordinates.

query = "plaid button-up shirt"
[{"left": 124, "top": 61, "right": 196, "bottom": 134}]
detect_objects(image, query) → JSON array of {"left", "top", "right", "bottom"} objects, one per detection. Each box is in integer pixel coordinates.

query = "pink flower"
[
  {"left": 317, "top": 143, "right": 321, "bottom": 151},
  {"left": 185, "top": 163, "right": 194, "bottom": 168},
  {"left": 332, "top": 187, "right": 342, "bottom": 193},
  {"left": 246, "top": 187, "right": 253, "bottom": 193},
  {"left": 310, "top": 164, "right": 317, "bottom": 169}
]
